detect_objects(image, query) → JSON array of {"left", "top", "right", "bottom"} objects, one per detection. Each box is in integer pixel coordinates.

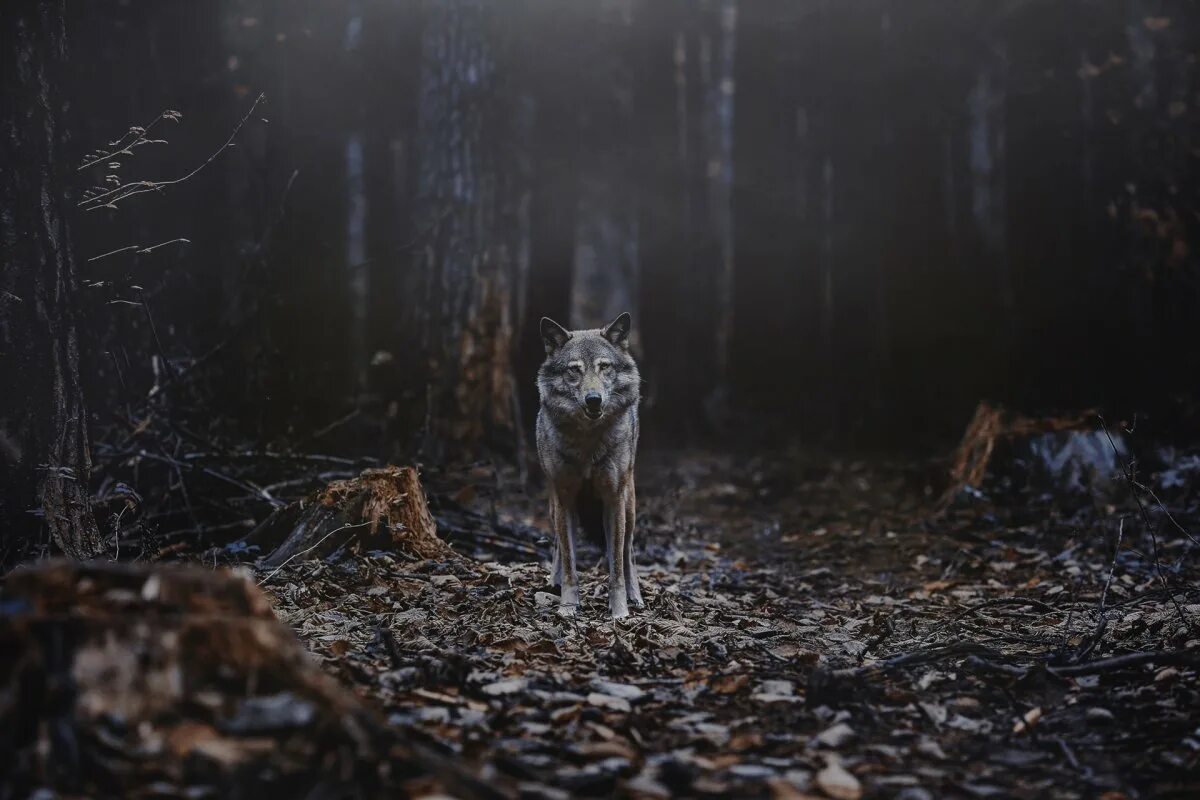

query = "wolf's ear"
[
  {"left": 540, "top": 317, "right": 571, "bottom": 353},
  {"left": 602, "top": 312, "right": 632, "bottom": 349}
]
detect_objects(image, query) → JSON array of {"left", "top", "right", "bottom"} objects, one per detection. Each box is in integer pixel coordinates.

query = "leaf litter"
[{"left": 252, "top": 447, "right": 1200, "bottom": 797}]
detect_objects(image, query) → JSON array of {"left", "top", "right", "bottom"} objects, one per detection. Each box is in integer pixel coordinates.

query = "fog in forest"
[
  {"left": 53, "top": 0, "right": 1199, "bottom": 455},
  {"left": 2, "top": 2, "right": 1199, "bottom": 797}
]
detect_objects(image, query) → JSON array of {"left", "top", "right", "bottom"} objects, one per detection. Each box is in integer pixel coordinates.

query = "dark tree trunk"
[
  {"left": 638, "top": 0, "right": 736, "bottom": 438},
  {"left": 515, "top": 2, "right": 580, "bottom": 436},
  {"left": 569, "top": 0, "right": 639, "bottom": 331},
  {"left": 704, "top": 0, "right": 738, "bottom": 395},
  {"left": 0, "top": 0, "right": 103, "bottom": 564},
  {"left": 413, "top": 0, "right": 518, "bottom": 458}
]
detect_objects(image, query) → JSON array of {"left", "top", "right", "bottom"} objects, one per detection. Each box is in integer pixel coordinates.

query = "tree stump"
[
  {"left": 939, "top": 402, "right": 1108, "bottom": 508},
  {"left": 238, "top": 465, "right": 458, "bottom": 568}
]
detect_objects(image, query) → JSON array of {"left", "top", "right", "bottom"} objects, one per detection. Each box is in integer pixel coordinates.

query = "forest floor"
[{"left": 251, "top": 447, "right": 1200, "bottom": 799}]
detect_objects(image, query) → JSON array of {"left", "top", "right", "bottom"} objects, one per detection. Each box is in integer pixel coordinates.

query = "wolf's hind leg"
[
  {"left": 550, "top": 542, "right": 562, "bottom": 586},
  {"left": 624, "top": 484, "right": 644, "bottom": 609},
  {"left": 548, "top": 496, "right": 563, "bottom": 587}
]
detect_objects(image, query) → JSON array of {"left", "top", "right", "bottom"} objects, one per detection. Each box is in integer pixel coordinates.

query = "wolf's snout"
[{"left": 584, "top": 392, "right": 603, "bottom": 417}]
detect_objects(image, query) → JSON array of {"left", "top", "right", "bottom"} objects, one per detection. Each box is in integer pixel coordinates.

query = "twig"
[
  {"left": 965, "top": 648, "right": 1200, "bottom": 680},
  {"left": 830, "top": 641, "right": 1005, "bottom": 681},
  {"left": 87, "top": 239, "right": 191, "bottom": 264},
  {"left": 256, "top": 521, "right": 372, "bottom": 585},
  {"left": 78, "top": 110, "right": 174, "bottom": 172},
  {"left": 1074, "top": 548, "right": 1112, "bottom": 659},
  {"left": 307, "top": 409, "right": 362, "bottom": 442},
  {"left": 1054, "top": 737, "right": 1092, "bottom": 779},
  {"left": 139, "top": 288, "right": 175, "bottom": 379},
  {"left": 134, "top": 449, "right": 283, "bottom": 507},
  {"left": 182, "top": 450, "right": 366, "bottom": 467},
  {"left": 1099, "top": 416, "right": 1194, "bottom": 632},
  {"left": 138, "top": 238, "right": 191, "bottom": 255},
  {"left": 80, "top": 94, "right": 265, "bottom": 210},
  {"left": 1130, "top": 478, "right": 1200, "bottom": 547},
  {"left": 1053, "top": 648, "right": 1199, "bottom": 676},
  {"left": 952, "top": 596, "right": 1058, "bottom": 620},
  {"left": 1099, "top": 517, "right": 1124, "bottom": 616},
  {"left": 88, "top": 245, "right": 141, "bottom": 262}
]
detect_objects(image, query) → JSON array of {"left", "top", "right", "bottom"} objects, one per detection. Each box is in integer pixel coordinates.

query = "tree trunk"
[
  {"left": 514, "top": 1, "right": 579, "bottom": 437},
  {"left": 0, "top": 0, "right": 103, "bottom": 565},
  {"left": 704, "top": 0, "right": 738, "bottom": 393},
  {"left": 413, "top": 0, "right": 518, "bottom": 458},
  {"left": 569, "top": 0, "right": 639, "bottom": 331},
  {"left": 638, "top": 0, "right": 736, "bottom": 437}
]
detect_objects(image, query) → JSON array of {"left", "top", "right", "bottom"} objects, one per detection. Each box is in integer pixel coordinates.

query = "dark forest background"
[
  {"left": 67, "top": 1, "right": 1200, "bottom": 448},
  {"left": 4, "top": 0, "right": 1200, "bottom": 562},
  {"left": 5, "top": 5, "right": 1200, "bottom": 795}
]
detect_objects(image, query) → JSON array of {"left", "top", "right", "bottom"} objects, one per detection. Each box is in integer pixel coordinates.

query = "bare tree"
[{"left": 0, "top": 0, "right": 104, "bottom": 563}]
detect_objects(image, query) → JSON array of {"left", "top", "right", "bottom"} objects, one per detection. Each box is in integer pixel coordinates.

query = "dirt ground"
[{"left": 252, "top": 448, "right": 1200, "bottom": 799}]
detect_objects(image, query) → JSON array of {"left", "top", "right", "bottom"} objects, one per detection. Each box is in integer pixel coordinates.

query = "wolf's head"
[{"left": 537, "top": 313, "right": 640, "bottom": 425}]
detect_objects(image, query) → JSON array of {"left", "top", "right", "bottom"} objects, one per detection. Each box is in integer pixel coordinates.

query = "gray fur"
[{"left": 536, "top": 312, "right": 643, "bottom": 619}]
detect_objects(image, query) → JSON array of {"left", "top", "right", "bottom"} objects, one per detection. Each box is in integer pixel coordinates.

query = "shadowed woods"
[{"left": 1, "top": 1, "right": 1199, "bottom": 798}]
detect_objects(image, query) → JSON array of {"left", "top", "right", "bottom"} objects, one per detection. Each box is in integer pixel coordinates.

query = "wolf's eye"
[
  {"left": 567, "top": 363, "right": 584, "bottom": 376},
  {"left": 597, "top": 361, "right": 613, "bottom": 373}
]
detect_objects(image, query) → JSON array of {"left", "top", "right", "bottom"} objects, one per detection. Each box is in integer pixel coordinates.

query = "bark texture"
[
  {"left": 239, "top": 465, "right": 456, "bottom": 568},
  {"left": 414, "top": 0, "right": 518, "bottom": 457},
  {"left": 0, "top": 0, "right": 103, "bottom": 564}
]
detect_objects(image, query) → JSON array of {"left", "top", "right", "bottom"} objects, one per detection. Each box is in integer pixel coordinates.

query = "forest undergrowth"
[{"left": 243, "top": 446, "right": 1200, "bottom": 798}]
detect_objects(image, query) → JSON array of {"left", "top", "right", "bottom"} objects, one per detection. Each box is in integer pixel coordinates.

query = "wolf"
[{"left": 536, "top": 312, "right": 643, "bottom": 619}]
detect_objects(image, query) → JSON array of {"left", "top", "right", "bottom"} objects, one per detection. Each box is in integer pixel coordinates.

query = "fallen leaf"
[
  {"left": 1012, "top": 707, "right": 1042, "bottom": 735},
  {"left": 711, "top": 674, "right": 750, "bottom": 694},
  {"left": 481, "top": 677, "right": 528, "bottom": 696},
  {"left": 587, "top": 692, "right": 632, "bottom": 712},
  {"left": 816, "top": 756, "right": 861, "bottom": 800},
  {"left": 815, "top": 722, "right": 855, "bottom": 748}
]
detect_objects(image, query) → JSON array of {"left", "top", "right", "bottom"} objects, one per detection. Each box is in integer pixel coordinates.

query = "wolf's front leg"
[
  {"left": 602, "top": 485, "right": 630, "bottom": 620},
  {"left": 623, "top": 483, "right": 644, "bottom": 609},
  {"left": 551, "top": 488, "right": 579, "bottom": 616}
]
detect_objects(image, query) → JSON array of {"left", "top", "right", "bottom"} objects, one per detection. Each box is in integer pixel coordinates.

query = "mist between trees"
[
  {"left": 43, "top": 0, "right": 1197, "bottom": 461},
  {"left": 3, "top": 3, "right": 1200, "bottom": 797}
]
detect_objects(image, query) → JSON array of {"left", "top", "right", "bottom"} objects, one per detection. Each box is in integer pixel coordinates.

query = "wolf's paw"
[
  {"left": 628, "top": 597, "right": 645, "bottom": 611},
  {"left": 609, "top": 596, "right": 630, "bottom": 620},
  {"left": 627, "top": 584, "right": 644, "bottom": 609}
]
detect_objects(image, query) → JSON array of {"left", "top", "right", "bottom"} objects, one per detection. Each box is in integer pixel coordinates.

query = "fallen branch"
[
  {"left": 965, "top": 648, "right": 1200, "bottom": 680},
  {"left": 808, "top": 638, "right": 1200, "bottom": 705}
]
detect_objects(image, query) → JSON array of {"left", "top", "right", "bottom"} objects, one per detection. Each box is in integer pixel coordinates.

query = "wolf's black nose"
[{"left": 584, "top": 392, "right": 602, "bottom": 411}]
